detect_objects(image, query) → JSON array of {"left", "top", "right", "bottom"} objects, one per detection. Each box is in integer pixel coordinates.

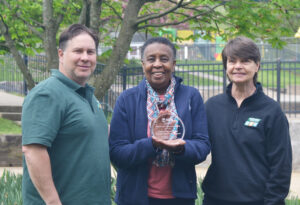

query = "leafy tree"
[
  {"left": 93, "top": 0, "right": 299, "bottom": 98},
  {"left": 0, "top": 0, "right": 299, "bottom": 98},
  {"left": 0, "top": 0, "right": 73, "bottom": 89}
]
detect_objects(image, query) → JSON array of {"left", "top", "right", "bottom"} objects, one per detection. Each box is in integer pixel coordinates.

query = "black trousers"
[
  {"left": 149, "top": 197, "right": 195, "bottom": 205},
  {"left": 203, "top": 195, "right": 264, "bottom": 205}
]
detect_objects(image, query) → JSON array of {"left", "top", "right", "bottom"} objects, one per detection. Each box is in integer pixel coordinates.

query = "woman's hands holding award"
[{"left": 151, "top": 110, "right": 185, "bottom": 154}]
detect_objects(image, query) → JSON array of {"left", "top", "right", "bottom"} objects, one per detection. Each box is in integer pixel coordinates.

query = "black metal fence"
[
  {"left": 174, "top": 41, "right": 300, "bottom": 63},
  {"left": 1, "top": 55, "right": 300, "bottom": 116},
  {"left": 113, "top": 61, "right": 300, "bottom": 116},
  {"left": 124, "top": 38, "right": 300, "bottom": 63}
]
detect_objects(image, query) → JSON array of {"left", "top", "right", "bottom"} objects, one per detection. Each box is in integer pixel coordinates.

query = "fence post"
[
  {"left": 104, "top": 94, "right": 109, "bottom": 117},
  {"left": 23, "top": 55, "right": 28, "bottom": 95},
  {"left": 222, "top": 69, "right": 226, "bottom": 93},
  {"left": 276, "top": 59, "right": 281, "bottom": 103},
  {"left": 122, "top": 65, "right": 127, "bottom": 91}
]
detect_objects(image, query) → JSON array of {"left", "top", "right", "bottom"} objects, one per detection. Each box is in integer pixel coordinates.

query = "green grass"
[
  {"left": 123, "top": 72, "right": 222, "bottom": 86},
  {"left": 0, "top": 118, "right": 22, "bottom": 135},
  {"left": 176, "top": 70, "right": 223, "bottom": 86},
  {"left": 0, "top": 69, "right": 24, "bottom": 82},
  {"left": 177, "top": 60, "right": 220, "bottom": 64},
  {"left": 176, "top": 62, "right": 300, "bottom": 88},
  {"left": 0, "top": 55, "right": 50, "bottom": 82},
  {"left": 258, "top": 69, "right": 300, "bottom": 88},
  {"left": 287, "top": 196, "right": 300, "bottom": 205}
]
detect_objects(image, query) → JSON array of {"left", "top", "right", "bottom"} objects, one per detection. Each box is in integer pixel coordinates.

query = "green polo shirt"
[{"left": 22, "top": 69, "right": 111, "bottom": 205}]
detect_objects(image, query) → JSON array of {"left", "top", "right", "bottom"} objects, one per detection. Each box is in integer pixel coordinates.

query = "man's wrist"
[{"left": 45, "top": 195, "right": 62, "bottom": 205}]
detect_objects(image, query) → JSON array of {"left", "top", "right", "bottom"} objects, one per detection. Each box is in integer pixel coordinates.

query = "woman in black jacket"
[{"left": 202, "top": 36, "right": 292, "bottom": 205}]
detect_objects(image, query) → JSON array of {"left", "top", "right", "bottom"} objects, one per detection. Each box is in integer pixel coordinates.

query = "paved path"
[{"left": 0, "top": 91, "right": 24, "bottom": 106}]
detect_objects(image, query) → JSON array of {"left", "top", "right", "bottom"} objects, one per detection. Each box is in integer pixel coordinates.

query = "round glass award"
[{"left": 151, "top": 111, "right": 185, "bottom": 140}]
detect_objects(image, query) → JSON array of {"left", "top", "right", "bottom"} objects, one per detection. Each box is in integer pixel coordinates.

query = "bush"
[
  {"left": 0, "top": 170, "right": 22, "bottom": 205},
  {"left": 0, "top": 170, "right": 299, "bottom": 205}
]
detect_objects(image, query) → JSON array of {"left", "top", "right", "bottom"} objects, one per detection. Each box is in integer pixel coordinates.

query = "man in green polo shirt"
[{"left": 22, "top": 24, "right": 111, "bottom": 205}]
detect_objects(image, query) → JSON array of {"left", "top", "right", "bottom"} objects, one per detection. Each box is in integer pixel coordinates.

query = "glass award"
[{"left": 151, "top": 111, "right": 185, "bottom": 141}]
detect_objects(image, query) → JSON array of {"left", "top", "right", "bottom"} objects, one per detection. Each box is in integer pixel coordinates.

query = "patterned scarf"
[{"left": 146, "top": 77, "right": 178, "bottom": 167}]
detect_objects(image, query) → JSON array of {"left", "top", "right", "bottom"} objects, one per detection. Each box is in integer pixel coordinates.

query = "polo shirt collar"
[
  {"left": 51, "top": 69, "right": 95, "bottom": 111},
  {"left": 51, "top": 69, "right": 82, "bottom": 91}
]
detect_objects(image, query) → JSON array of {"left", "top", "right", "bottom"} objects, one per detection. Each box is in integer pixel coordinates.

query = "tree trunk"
[
  {"left": 0, "top": 19, "right": 35, "bottom": 90},
  {"left": 79, "top": 0, "right": 88, "bottom": 25},
  {"left": 43, "top": 0, "right": 60, "bottom": 70},
  {"left": 94, "top": 0, "right": 145, "bottom": 99},
  {"left": 89, "top": 0, "right": 103, "bottom": 37}
]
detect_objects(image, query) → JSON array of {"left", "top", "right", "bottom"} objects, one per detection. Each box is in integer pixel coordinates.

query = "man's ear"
[{"left": 58, "top": 49, "right": 64, "bottom": 62}]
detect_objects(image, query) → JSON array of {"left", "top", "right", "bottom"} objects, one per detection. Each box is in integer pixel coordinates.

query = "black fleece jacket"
[{"left": 202, "top": 83, "right": 292, "bottom": 205}]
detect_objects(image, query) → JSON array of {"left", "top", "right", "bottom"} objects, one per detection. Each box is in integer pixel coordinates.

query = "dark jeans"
[
  {"left": 203, "top": 195, "right": 264, "bottom": 205},
  {"left": 149, "top": 197, "right": 195, "bottom": 205}
]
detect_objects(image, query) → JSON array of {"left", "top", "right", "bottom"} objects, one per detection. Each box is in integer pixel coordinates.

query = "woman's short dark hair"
[
  {"left": 222, "top": 36, "right": 261, "bottom": 83},
  {"left": 140, "top": 37, "right": 176, "bottom": 60},
  {"left": 59, "top": 24, "right": 99, "bottom": 51}
]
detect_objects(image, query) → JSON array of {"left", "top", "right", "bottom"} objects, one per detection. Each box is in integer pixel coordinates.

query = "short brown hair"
[
  {"left": 58, "top": 24, "right": 99, "bottom": 51},
  {"left": 222, "top": 36, "right": 261, "bottom": 83}
]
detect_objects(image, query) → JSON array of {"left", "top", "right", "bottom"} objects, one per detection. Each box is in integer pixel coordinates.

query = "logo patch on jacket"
[{"left": 244, "top": 117, "right": 261, "bottom": 127}]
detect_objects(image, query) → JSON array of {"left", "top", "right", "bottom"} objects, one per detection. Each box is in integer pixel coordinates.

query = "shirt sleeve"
[
  {"left": 109, "top": 93, "right": 156, "bottom": 169},
  {"left": 175, "top": 88, "right": 211, "bottom": 165},
  {"left": 264, "top": 110, "right": 292, "bottom": 205},
  {"left": 22, "top": 87, "right": 63, "bottom": 147}
]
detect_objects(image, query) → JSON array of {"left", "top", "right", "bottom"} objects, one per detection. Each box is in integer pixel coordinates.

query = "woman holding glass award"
[{"left": 109, "top": 37, "right": 210, "bottom": 205}]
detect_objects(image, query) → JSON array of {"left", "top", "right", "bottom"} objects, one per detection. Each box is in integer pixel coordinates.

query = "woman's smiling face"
[
  {"left": 142, "top": 43, "right": 176, "bottom": 94},
  {"left": 226, "top": 56, "right": 259, "bottom": 86}
]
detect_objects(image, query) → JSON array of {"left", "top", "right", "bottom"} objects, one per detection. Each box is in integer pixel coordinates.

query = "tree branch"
[
  {"left": 137, "top": 2, "right": 225, "bottom": 30},
  {"left": 0, "top": 14, "right": 35, "bottom": 89},
  {"left": 0, "top": 14, "right": 9, "bottom": 36},
  {"left": 16, "top": 12, "right": 44, "bottom": 28},
  {"left": 2, "top": 0, "right": 44, "bottom": 28},
  {"left": 138, "top": 14, "right": 204, "bottom": 29},
  {"left": 103, "top": 1, "right": 123, "bottom": 21},
  {"left": 145, "top": 0, "right": 160, "bottom": 3},
  {"left": 14, "top": 15, "right": 44, "bottom": 39},
  {"left": 54, "top": 0, "right": 69, "bottom": 31},
  {"left": 136, "top": 0, "right": 190, "bottom": 24},
  {"left": 100, "top": 15, "right": 115, "bottom": 24},
  {"left": 79, "top": 0, "right": 88, "bottom": 24},
  {"left": 1, "top": 0, "right": 44, "bottom": 39},
  {"left": 272, "top": 2, "right": 298, "bottom": 32}
]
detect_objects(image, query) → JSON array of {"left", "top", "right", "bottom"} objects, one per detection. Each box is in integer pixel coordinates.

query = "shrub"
[{"left": 0, "top": 170, "right": 299, "bottom": 205}]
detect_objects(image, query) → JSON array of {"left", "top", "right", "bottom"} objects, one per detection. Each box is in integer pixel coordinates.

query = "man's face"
[{"left": 58, "top": 33, "right": 97, "bottom": 86}]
